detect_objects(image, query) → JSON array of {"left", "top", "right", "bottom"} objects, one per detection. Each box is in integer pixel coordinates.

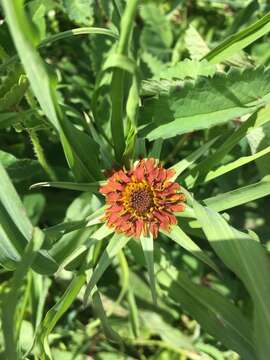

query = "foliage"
[{"left": 0, "top": 0, "right": 270, "bottom": 359}]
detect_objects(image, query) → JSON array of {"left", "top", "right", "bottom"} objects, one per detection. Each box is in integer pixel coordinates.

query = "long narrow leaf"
[
  {"left": 83, "top": 234, "right": 130, "bottom": 306},
  {"left": 0, "top": 161, "right": 57, "bottom": 274},
  {"left": 170, "top": 137, "right": 218, "bottom": 181},
  {"left": 2, "top": 228, "right": 44, "bottom": 360},
  {"left": 204, "top": 12, "right": 270, "bottom": 64},
  {"left": 194, "top": 200, "right": 270, "bottom": 358},
  {"left": 204, "top": 175, "right": 270, "bottom": 212},
  {"left": 30, "top": 181, "right": 104, "bottom": 192},
  {"left": 157, "top": 260, "right": 255, "bottom": 360},
  {"left": 185, "top": 145, "right": 270, "bottom": 187},
  {"left": 140, "top": 234, "right": 157, "bottom": 304},
  {"left": 161, "top": 225, "right": 219, "bottom": 273},
  {"left": 37, "top": 273, "right": 86, "bottom": 360}
]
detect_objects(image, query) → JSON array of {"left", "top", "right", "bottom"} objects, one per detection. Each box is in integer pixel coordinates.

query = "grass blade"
[
  {"left": 170, "top": 137, "right": 218, "bottom": 181},
  {"left": 30, "top": 181, "right": 105, "bottom": 192},
  {"left": 194, "top": 200, "right": 270, "bottom": 358},
  {"left": 204, "top": 12, "right": 270, "bottom": 64},
  {"left": 37, "top": 273, "right": 86, "bottom": 360},
  {"left": 140, "top": 234, "right": 157, "bottom": 305},
  {"left": 83, "top": 234, "right": 130, "bottom": 306},
  {"left": 157, "top": 259, "right": 255, "bottom": 360},
  {"left": 2, "top": 228, "right": 44, "bottom": 360},
  {"left": 185, "top": 145, "right": 270, "bottom": 187},
  {"left": 0, "top": 161, "right": 58, "bottom": 274},
  {"left": 92, "top": 287, "right": 123, "bottom": 344},
  {"left": 204, "top": 175, "right": 270, "bottom": 212},
  {"left": 161, "top": 225, "right": 219, "bottom": 274}
]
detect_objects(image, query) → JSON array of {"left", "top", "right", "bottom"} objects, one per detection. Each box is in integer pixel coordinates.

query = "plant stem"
[
  {"left": 110, "top": 0, "right": 139, "bottom": 163},
  {"left": 28, "top": 129, "right": 57, "bottom": 181}
]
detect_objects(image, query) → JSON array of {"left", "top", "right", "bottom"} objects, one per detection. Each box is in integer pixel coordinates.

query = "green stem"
[
  {"left": 28, "top": 129, "right": 57, "bottom": 181},
  {"left": 110, "top": 0, "right": 139, "bottom": 163}
]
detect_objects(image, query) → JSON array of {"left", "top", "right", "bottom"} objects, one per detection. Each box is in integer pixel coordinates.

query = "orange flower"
[{"left": 100, "top": 158, "right": 185, "bottom": 238}]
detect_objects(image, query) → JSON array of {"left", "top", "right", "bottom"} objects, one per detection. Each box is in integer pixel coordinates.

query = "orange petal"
[
  {"left": 134, "top": 163, "right": 145, "bottom": 181},
  {"left": 169, "top": 203, "right": 185, "bottom": 212},
  {"left": 135, "top": 219, "right": 144, "bottom": 238}
]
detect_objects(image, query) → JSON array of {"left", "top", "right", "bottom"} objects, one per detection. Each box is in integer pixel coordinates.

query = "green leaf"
[
  {"left": 204, "top": 175, "right": 270, "bottom": 212},
  {"left": 186, "top": 103, "right": 270, "bottom": 186},
  {"left": 0, "top": 161, "right": 58, "bottom": 274},
  {"left": 157, "top": 260, "right": 255, "bottom": 360},
  {"left": 185, "top": 25, "right": 210, "bottom": 60},
  {"left": 2, "top": 227, "right": 44, "bottom": 360},
  {"left": 170, "top": 137, "right": 219, "bottom": 181},
  {"left": 161, "top": 225, "right": 219, "bottom": 274},
  {"left": 140, "top": 67, "right": 270, "bottom": 141},
  {"left": 30, "top": 181, "right": 104, "bottom": 192},
  {"left": 2, "top": 0, "right": 101, "bottom": 181},
  {"left": 37, "top": 273, "right": 86, "bottom": 360},
  {"left": 193, "top": 201, "right": 270, "bottom": 358},
  {"left": 0, "top": 150, "right": 41, "bottom": 182},
  {"left": 108, "top": 0, "right": 139, "bottom": 162},
  {"left": 63, "top": 0, "right": 95, "bottom": 26},
  {"left": 140, "top": 3, "right": 173, "bottom": 58},
  {"left": 185, "top": 144, "right": 270, "bottom": 187},
  {"left": 41, "top": 26, "right": 118, "bottom": 47},
  {"left": 92, "top": 288, "right": 123, "bottom": 344},
  {"left": 140, "top": 234, "right": 157, "bottom": 305},
  {"left": 83, "top": 233, "right": 130, "bottom": 306},
  {"left": 204, "top": 11, "right": 270, "bottom": 64},
  {"left": 0, "top": 110, "right": 34, "bottom": 129},
  {"left": 157, "top": 59, "right": 216, "bottom": 81}
]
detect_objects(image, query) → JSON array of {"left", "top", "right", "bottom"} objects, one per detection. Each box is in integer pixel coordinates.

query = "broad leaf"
[{"left": 139, "top": 68, "right": 270, "bottom": 141}]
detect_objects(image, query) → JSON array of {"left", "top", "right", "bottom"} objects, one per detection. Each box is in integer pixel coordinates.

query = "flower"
[{"left": 100, "top": 158, "right": 185, "bottom": 238}]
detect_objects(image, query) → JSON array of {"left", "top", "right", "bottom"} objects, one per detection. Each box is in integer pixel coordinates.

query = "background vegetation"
[{"left": 1, "top": 0, "right": 270, "bottom": 359}]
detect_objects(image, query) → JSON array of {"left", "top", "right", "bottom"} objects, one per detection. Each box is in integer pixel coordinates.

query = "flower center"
[
  {"left": 123, "top": 182, "right": 154, "bottom": 216},
  {"left": 130, "top": 188, "right": 153, "bottom": 213}
]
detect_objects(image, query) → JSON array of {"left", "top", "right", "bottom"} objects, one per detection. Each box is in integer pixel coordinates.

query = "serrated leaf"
[
  {"left": 0, "top": 65, "right": 28, "bottom": 110},
  {"left": 185, "top": 25, "right": 210, "bottom": 60},
  {"left": 141, "top": 52, "right": 165, "bottom": 77},
  {"left": 157, "top": 59, "right": 216, "bottom": 81},
  {"left": 0, "top": 110, "right": 34, "bottom": 129},
  {"left": 140, "top": 3, "right": 173, "bottom": 59},
  {"left": 139, "top": 67, "right": 270, "bottom": 141},
  {"left": 0, "top": 150, "right": 41, "bottom": 182},
  {"left": 63, "top": 0, "right": 94, "bottom": 26}
]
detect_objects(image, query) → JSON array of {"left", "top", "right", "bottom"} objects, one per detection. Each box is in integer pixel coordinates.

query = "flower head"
[{"left": 100, "top": 158, "right": 185, "bottom": 238}]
